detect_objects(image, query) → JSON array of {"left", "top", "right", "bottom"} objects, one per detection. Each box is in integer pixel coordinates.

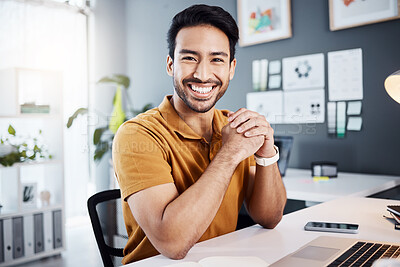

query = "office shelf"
[
  {"left": 0, "top": 68, "right": 65, "bottom": 266},
  {"left": 0, "top": 204, "right": 63, "bottom": 219}
]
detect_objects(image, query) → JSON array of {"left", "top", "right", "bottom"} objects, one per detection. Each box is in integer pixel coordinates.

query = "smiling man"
[{"left": 112, "top": 4, "right": 287, "bottom": 264}]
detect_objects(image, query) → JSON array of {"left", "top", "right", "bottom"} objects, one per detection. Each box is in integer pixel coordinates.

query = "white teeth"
[{"left": 191, "top": 85, "right": 213, "bottom": 94}]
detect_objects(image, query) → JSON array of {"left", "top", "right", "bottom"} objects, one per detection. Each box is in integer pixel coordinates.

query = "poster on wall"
[
  {"left": 246, "top": 91, "right": 284, "bottom": 124},
  {"left": 329, "top": 0, "right": 400, "bottom": 31},
  {"left": 282, "top": 53, "right": 325, "bottom": 91},
  {"left": 237, "top": 0, "right": 292, "bottom": 47},
  {"left": 328, "top": 48, "right": 363, "bottom": 101},
  {"left": 283, "top": 89, "right": 325, "bottom": 124}
]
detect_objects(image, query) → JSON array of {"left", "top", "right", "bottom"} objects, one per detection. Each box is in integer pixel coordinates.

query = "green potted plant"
[
  {"left": 0, "top": 125, "right": 52, "bottom": 167},
  {"left": 67, "top": 74, "right": 152, "bottom": 162}
]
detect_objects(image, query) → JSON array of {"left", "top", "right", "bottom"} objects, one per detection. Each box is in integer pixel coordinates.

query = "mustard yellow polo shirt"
[{"left": 112, "top": 95, "right": 255, "bottom": 264}]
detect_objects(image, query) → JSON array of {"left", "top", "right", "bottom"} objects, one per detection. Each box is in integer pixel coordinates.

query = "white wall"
[{"left": 89, "top": 0, "right": 127, "bottom": 191}]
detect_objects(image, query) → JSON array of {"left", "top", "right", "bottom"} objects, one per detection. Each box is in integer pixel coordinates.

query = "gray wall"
[{"left": 125, "top": 0, "right": 400, "bottom": 175}]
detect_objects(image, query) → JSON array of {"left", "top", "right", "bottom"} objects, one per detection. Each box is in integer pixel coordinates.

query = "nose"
[{"left": 193, "top": 60, "right": 211, "bottom": 81}]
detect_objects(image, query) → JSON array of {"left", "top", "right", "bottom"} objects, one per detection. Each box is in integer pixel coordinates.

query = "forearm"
[
  {"left": 152, "top": 148, "right": 240, "bottom": 258},
  {"left": 247, "top": 163, "right": 287, "bottom": 229}
]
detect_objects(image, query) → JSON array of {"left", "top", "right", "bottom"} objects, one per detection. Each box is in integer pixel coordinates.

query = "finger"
[
  {"left": 230, "top": 110, "right": 258, "bottom": 128},
  {"left": 236, "top": 116, "right": 265, "bottom": 133},
  {"left": 228, "top": 108, "right": 248, "bottom": 122},
  {"left": 243, "top": 125, "right": 273, "bottom": 138}
]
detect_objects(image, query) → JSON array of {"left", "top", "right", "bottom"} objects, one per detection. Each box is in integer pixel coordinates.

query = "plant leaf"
[
  {"left": 94, "top": 141, "right": 110, "bottom": 162},
  {"left": 8, "top": 125, "right": 16, "bottom": 136},
  {"left": 97, "top": 74, "right": 130, "bottom": 89},
  {"left": 109, "top": 87, "right": 126, "bottom": 134},
  {"left": 93, "top": 127, "right": 108, "bottom": 145},
  {"left": 67, "top": 108, "right": 88, "bottom": 128},
  {"left": 113, "top": 74, "right": 130, "bottom": 89}
]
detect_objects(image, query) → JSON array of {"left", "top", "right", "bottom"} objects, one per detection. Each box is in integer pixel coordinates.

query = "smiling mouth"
[{"left": 188, "top": 84, "right": 216, "bottom": 94}]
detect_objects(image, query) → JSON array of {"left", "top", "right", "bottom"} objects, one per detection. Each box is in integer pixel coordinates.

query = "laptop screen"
[{"left": 274, "top": 136, "right": 293, "bottom": 177}]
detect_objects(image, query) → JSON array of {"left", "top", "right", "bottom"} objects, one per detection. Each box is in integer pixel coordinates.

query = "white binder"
[
  {"left": 23, "top": 215, "right": 34, "bottom": 257},
  {"left": 33, "top": 213, "right": 44, "bottom": 253},
  {"left": 0, "top": 220, "right": 4, "bottom": 263},
  {"left": 3, "top": 219, "right": 12, "bottom": 262},
  {"left": 12, "top": 217, "right": 24, "bottom": 259},
  {"left": 43, "top": 211, "right": 53, "bottom": 252},
  {"left": 52, "top": 210, "right": 63, "bottom": 249}
]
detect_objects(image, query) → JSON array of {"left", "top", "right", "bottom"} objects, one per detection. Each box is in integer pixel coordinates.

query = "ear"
[
  {"left": 229, "top": 58, "right": 237, "bottom": 80},
  {"left": 166, "top": 55, "right": 173, "bottom": 77}
]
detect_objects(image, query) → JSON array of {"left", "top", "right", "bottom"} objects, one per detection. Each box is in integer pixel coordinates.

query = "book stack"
[{"left": 20, "top": 103, "right": 50, "bottom": 114}]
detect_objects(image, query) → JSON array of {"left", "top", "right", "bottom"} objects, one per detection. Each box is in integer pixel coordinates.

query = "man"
[{"left": 112, "top": 4, "right": 287, "bottom": 264}]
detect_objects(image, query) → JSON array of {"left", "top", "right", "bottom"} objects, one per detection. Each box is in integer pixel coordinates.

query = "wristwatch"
[{"left": 254, "top": 145, "right": 279, "bottom": 167}]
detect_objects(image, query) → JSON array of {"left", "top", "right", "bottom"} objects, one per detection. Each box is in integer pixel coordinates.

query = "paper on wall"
[
  {"left": 347, "top": 117, "right": 362, "bottom": 131},
  {"left": 282, "top": 53, "right": 325, "bottom": 91},
  {"left": 337, "top": 102, "right": 346, "bottom": 138},
  {"left": 347, "top": 101, "right": 362, "bottom": 115},
  {"left": 269, "top": 60, "right": 281, "bottom": 74},
  {"left": 252, "top": 60, "right": 261, "bottom": 91},
  {"left": 328, "top": 48, "right": 363, "bottom": 101},
  {"left": 246, "top": 91, "right": 283, "bottom": 124},
  {"left": 268, "top": 75, "right": 281, "bottom": 89},
  {"left": 327, "top": 102, "right": 336, "bottom": 134},
  {"left": 260, "top": 59, "right": 268, "bottom": 91},
  {"left": 283, "top": 89, "right": 325, "bottom": 124}
]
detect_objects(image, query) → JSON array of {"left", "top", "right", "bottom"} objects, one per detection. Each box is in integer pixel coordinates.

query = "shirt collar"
[
  {"left": 158, "top": 95, "right": 201, "bottom": 140},
  {"left": 158, "top": 95, "right": 228, "bottom": 141}
]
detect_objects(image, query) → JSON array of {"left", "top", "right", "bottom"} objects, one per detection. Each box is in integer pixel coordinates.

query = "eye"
[
  {"left": 212, "top": 58, "right": 224, "bottom": 63},
  {"left": 182, "top": 56, "right": 196, "bottom": 61}
]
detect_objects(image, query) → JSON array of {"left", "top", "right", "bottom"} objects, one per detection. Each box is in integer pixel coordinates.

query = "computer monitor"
[{"left": 274, "top": 136, "right": 293, "bottom": 177}]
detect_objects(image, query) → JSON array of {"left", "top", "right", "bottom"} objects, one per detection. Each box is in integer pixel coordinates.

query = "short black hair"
[{"left": 167, "top": 4, "right": 239, "bottom": 63}]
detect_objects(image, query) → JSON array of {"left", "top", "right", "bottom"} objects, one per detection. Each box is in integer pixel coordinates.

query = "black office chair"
[{"left": 87, "top": 189, "right": 128, "bottom": 267}]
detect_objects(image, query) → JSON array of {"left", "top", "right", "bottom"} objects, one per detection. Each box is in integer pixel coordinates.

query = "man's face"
[{"left": 167, "top": 25, "right": 236, "bottom": 113}]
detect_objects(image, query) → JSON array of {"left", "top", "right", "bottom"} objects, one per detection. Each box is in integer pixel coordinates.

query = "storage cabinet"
[{"left": 0, "top": 68, "right": 65, "bottom": 266}]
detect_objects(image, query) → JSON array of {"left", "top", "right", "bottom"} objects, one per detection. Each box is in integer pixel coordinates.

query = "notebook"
[{"left": 270, "top": 236, "right": 400, "bottom": 267}]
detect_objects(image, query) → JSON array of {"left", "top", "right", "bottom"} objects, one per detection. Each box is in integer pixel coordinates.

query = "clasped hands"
[{"left": 221, "top": 108, "right": 276, "bottom": 163}]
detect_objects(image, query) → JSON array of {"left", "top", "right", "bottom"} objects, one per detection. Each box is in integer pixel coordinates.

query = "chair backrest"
[{"left": 87, "top": 189, "right": 125, "bottom": 267}]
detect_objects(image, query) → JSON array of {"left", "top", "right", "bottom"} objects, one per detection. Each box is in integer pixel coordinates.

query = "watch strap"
[{"left": 254, "top": 145, "right": 279, "bottom": 167}]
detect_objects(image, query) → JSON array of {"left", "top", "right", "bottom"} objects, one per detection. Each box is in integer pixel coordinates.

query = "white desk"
[
  {"left": 283, "top": 168, "right": 400, "bottom": 203},
  {"left": 128, "top": 197, "right": 400, "bottom": 266}
]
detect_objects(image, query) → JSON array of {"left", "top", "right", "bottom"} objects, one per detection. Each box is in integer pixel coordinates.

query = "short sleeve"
[{"left": 112, "top": 121, "right": 173, "bottom": 201}]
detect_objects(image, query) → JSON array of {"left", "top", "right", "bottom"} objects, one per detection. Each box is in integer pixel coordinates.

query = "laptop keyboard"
[{"left": 327, "top": 241, "right": 400, "bottom": 267}]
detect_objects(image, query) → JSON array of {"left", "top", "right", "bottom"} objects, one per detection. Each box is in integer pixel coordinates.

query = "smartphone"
[{"left": 304, "top": 221, "right": 359, "bottom": 234}]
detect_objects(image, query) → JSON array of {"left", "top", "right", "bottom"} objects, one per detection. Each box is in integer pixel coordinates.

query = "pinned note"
[
  {"left": 252, "top": 60, "right": 261, "bottom": 91},
  {"left": 268, "top": 75, "right": 281, "bottom": 89},
  {"left": 260, "top": 59, "right": 268, "bottom": 91},
  {"left": 269, "top": 60, "right": 281, "bottom": 74},
  {"left": 347, "top": 101, "right": 362, "bottom": 115},
  {"left": 347, "top": 117, "right": 362, "bottom": 131},
  {"left": 337, "top": 102, "right": 346, "bottom": 138},
  {"left": 327, "top": 102, "right": 336, "bottom": 134},
  {"left": 328, "top": 48, "right": 363, "bottom": 101}
]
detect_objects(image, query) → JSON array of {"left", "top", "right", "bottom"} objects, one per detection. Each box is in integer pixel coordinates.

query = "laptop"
[
  {"left": 274, "top": 136, "right": 293, "bottom": 177},
  {"left": 270, "top": 236, "right": 400, "bottom": 267}
]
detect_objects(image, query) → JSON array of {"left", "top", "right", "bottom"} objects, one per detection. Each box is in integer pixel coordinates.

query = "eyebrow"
[{"left": 179, "top": 49, "right": 228, "bottom": 58}]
